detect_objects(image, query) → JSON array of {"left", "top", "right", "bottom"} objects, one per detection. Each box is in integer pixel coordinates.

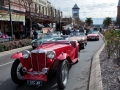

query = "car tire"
[
  {"left": 82, "top": 43, "right": 85, "bottom": 49},
  {"left": 78, "top": 44, "right": 81, "bottom": 52},
  {"left": 75, "top": 52, "right": 79, "bottom": 63},
  {"left": 79, "top": 44, "right": 81, "bottom": 52},
  {"left": 11, "top": 59, "right": 24, "bottom": 84},
  {"left": 32, "top": 46, "right": 36, "bottom": 49},
  {"left": 57, "top": 60, "right": 69, "bottom": 89}
]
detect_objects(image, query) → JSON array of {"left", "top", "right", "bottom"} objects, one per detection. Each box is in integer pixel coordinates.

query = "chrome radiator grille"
[{"left": 31, "top": 50, "right": 46, "bottom": 72}]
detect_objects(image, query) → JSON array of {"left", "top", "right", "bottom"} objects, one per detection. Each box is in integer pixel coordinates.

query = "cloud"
[{"left": 48, "top": 0, "right": 118, "bottom": 24}]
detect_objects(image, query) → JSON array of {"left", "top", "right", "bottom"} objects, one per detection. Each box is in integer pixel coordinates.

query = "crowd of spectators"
[{"left": 62, "top": 28, "right": 87, "bottom": 35}]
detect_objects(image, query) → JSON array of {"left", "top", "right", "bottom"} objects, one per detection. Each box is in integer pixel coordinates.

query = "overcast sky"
[{"left": 48, "top": 0, "right": 118, "bottom": 20}]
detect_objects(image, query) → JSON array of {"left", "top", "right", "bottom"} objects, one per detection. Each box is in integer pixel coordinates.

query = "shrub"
[
  {"left": 102, "top": 29, "right": 120, "bottom": 58},
  {"left": 0, "top": 39, "right": 32, "bottom": 52}
]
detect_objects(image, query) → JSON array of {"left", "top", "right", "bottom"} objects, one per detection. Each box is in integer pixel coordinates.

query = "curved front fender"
[
  {"left": 11, "top": 52, "right": 23, "bottom": 59},
  {"left": 57, "top": 53, "right": 68, "bottom": 60}
]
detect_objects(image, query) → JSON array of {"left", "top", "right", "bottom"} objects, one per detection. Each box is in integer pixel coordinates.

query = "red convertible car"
[
  {"left": 87, "top": 31, "right": 99, "bottom": 41},
  {"left": 10, "top": 35, "right": 79, "bottom": 89}
]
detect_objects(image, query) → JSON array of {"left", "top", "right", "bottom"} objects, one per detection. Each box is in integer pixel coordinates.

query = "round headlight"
[
  {"left": 47, "top": 51, "right": 56, "bottom": 59},
  {"left": 22, "top": 50, "right": 30, "bottom": 59}
]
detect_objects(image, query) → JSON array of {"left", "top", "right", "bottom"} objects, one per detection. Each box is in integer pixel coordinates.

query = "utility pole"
[
  {"left": 59, "top": 10, "right": 61, "bottom": 33},
  {"left": 8, "top": 0, "right": 13, "bottom": 40}
]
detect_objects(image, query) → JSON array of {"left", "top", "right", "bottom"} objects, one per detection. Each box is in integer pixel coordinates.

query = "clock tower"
[{"left": 72, "top": 4, "right": 80, "bottom": 18}]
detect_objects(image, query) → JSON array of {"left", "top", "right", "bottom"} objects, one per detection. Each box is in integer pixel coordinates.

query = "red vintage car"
[
  {"left": 10, "top": 35, "right": 79, "bottom": 89},
  {"left": 87, "top": 31, "right": 99, "bottom": 40}
]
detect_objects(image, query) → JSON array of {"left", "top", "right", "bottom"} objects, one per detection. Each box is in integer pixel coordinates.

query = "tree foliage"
[
  {"left": 85, "top": 18, "right": 93, "bottom": 26},
  {"left": 102, "top": 29, "right": 120, "bottom": 59},
  {"left": 103, "top": 17, "right": 112, "bottom": 28}
]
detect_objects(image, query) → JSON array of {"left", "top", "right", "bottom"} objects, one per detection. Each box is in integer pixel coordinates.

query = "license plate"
[
  {"left": 27, "top": 80, "right": 42, "bottom": 86},
  {"left": 90, "top": 37, "right": 95, "bottom": 39}
]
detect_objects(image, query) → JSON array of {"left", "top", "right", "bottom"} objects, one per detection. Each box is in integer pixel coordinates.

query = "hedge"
[{"left": 0, "top": 39, "right": 32, "bottom": 52}]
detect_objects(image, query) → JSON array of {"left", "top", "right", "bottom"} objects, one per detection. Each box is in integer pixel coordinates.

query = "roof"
[
  {"left": 118, "top": 0, "right": 120, "bottom": 6},
  {"left": 72, "top": 4, "right": 80, "bottom": 9}
]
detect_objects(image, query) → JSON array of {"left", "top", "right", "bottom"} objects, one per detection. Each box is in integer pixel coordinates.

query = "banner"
[{"left": 42, "top": 28, "right": 53, "bottom": 33}]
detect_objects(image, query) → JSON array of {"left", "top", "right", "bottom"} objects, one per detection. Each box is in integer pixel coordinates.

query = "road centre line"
[{"left": 0, "top": 61, "right": 14, "bottom": 67}]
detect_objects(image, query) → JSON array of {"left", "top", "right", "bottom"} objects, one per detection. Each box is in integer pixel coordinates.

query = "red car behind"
[{"left": 87, "top": 31, "right": 99, "bottom": 41}]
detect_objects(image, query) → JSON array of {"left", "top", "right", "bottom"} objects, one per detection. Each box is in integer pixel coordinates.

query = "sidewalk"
[{"left": 0, "top": 46, "right": 31, "bottom": 57}]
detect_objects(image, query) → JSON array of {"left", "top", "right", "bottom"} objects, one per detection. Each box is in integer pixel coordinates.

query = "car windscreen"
[
  {"left": 79, "top": 33, "right": 85, "bottom": 36},
  {"left": 42, "top": 35, "right": 70, "bottom": 44},
  {"left": 70, "top": 32, "right": 79, "bottom": 36}
]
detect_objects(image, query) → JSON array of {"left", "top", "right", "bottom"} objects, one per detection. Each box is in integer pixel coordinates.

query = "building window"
[
  {"left": 42, "top": 6, "right": 44, "bottom": 15},
  {"left": 46, "top": 7, "right": 47, "bottom": 15},
  {"left": 39, "top": 5, "right": 41, "bottom": 13},
  {"left": 35, "top": 4, "right": 37, "bottom": 13}
]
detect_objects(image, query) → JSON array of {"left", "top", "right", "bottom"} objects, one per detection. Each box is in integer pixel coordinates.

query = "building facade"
[
  {"left": 0, "top": 0, "right": 63, "bottom": 38},
  {"left": 0, "top": 0, "right": 25, "bottom": 38},
  {"left": 117, "top": 0, "right": 120, "bottom": 26},
  {"left": 72, "top": 4, "right": 80, "bottom": 18},
  {"left": 24, "top": 0, "right": 62, "bottom": 31}
]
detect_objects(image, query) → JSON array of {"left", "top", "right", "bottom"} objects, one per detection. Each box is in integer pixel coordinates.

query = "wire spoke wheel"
[
  {"left": 11, "top": 59, "right": 24, "bottom": 84},
  {"left": 61, "top": 62, "right": 68, "bottom": 84},
  {"left": 57, "top": 60, "right": 69, "bottom": 89},
  {"left": 16, "top": 63, "right": 24, "bottom": 80}
]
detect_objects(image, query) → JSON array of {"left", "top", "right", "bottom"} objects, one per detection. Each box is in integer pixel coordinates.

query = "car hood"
[{"left": 36, "top": 43, "right": 69, "bottom": 51}]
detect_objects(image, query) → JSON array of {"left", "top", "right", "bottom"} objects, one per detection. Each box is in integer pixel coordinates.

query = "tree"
[
  {"left": 22, "top": 0, "right": 35, "bottom": 30},
  {"left": 85, "top": 18, "right": 93, "bottom": 26},
  {"left": 103, "top": 17, "right": 112, "bottom": 28}
]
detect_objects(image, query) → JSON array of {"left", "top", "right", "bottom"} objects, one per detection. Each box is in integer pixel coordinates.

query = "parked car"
[
  {"left": 10, "top": 35, "right": 79, "bottom": 89},
  {"left": 70, "top": 32, "right": 87, "bottom": 49},
  {"left": 87, "top": 31, "right": 99, "bottom": 41},
  {"left": 31, "top": 33, "right": 63, "bottom": 49}
]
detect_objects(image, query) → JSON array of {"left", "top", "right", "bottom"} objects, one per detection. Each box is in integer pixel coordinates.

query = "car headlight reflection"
[
  {"left": 47, "top": 51, "right": 56, "bottom": 59},
  {"left": 22, "top": 50, "right": 30, "bottom": 59}
]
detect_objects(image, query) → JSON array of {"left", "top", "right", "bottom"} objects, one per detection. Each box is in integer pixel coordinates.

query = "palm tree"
[
  {"left": 85, "top": 18, "right": 93, "bottom": 26},
  {"left": 103, "top": 17, "right": 112, "bottom": 28}
]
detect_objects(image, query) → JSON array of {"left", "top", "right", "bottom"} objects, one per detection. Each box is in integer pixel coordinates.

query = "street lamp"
[{"left": 8, "top": 0, "right": 13, "bottom": 40}]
